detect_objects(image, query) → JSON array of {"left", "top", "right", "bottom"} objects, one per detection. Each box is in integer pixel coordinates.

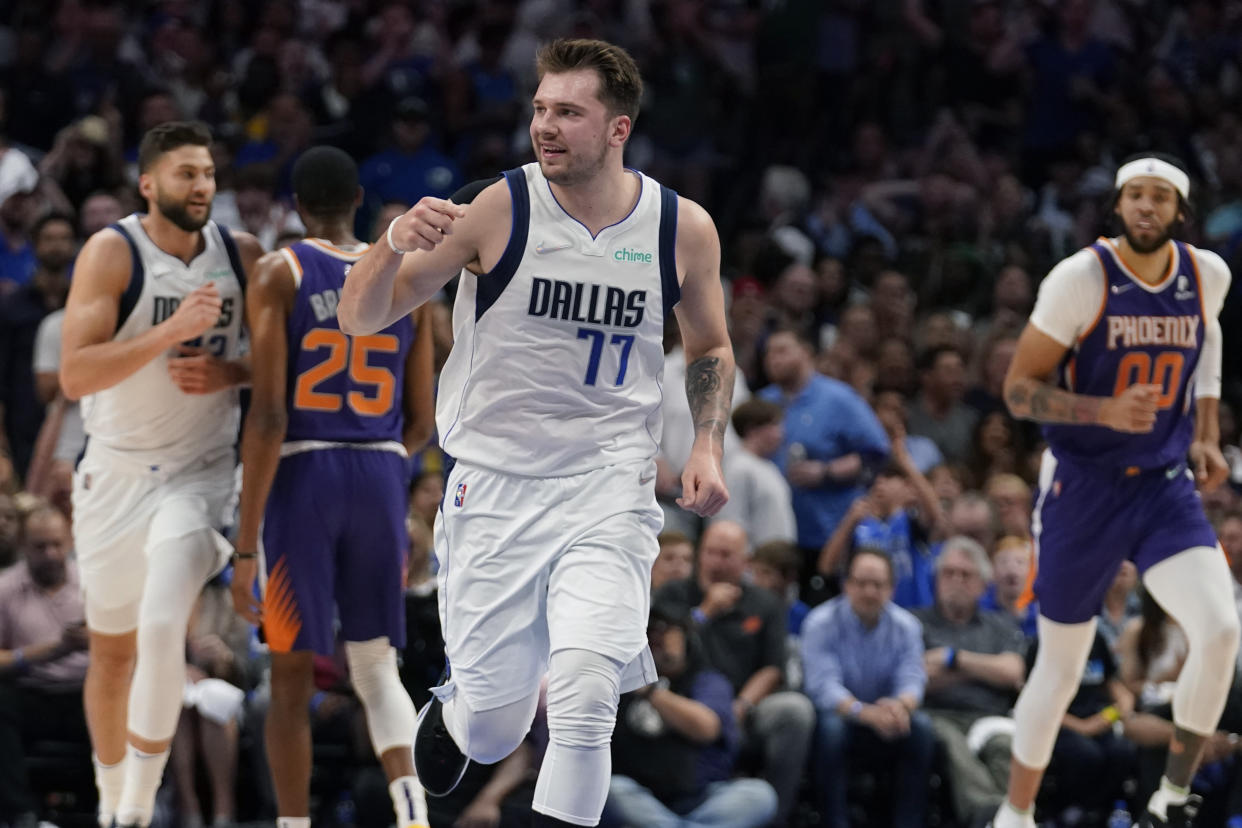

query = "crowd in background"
[{"left": 5, "top": 0, "right": 1242, "bottom": 826}]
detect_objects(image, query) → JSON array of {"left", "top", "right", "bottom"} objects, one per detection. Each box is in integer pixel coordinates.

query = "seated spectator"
[
  {"left": 1098, "top": 561, "right": 1141, "bottom": 658},
  {"left": 605, "top": 603, "right": 778, "bottom": 828},
  {"left": 718, "top": 399, "right": 796, "bottom": 547},
  {"left": 748, "top": 540, "right": 811, "bottom": 690},
  {"left": 984, "top": 474, "right": 1033, "bottom": 538},
  {"left": 908, "top": 345, "right": 978, "bottom": 463},
  {"left": 819, "top": 428, "right": 946, "bottom": 609},
  {"left": 0, "top": 505, "right": 90, "bottom": 828},
  {"left": 652, "top": 531, "right": 695, "bottom": 593},
  {"left": 801, "top": 549, "right": 934, "bottom": 828},
  {"left": 1030, "top": 629, "right": 1138, "bottom": 820},
  {"left": 980, "top": 536, "right": 1039, "bottom": 638},
  {"left": 947, "top": 491, "right": 999, "bottom": 553},
  {"left": 915, "top": 537, "right": 1027, "bottom": 826},
  {"left": 655, "top": 521, "right": 815, "bottom": 826}
]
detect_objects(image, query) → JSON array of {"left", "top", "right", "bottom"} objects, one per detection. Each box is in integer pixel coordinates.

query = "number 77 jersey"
[
  {"left": 1043, "top": 237, "right": 1228, "bottom": 470},
  {"left": 437, "top": 163, "right": 682, "bottom": 477},
  {"left": 280, "top": 239, "right": 413, "bottom": 446}
]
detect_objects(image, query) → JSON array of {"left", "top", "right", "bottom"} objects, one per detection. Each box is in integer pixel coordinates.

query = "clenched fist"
[
  {"left": 162, "top": 282, "right": 222, "bottom": 343},
  {"left": 388, "top": 198, "right": 468, "bottom": 253},
  {"left": 1100, "top": 383, "right": 1161, "bottom": 434}
]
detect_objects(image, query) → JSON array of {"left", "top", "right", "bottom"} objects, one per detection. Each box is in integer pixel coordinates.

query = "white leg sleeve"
[
  {"left": 345, "top": 637, "right": 418, "bottom": 756},
  {"left": 1143, "top": 546, "right": 1242, "bottom": 735},
  {"left": 440, "top": 684, "right": 541, "bottom": 765},
  {"left": 1011, "top": 615, "right": 1098, "bottom": 770},
  {"left": 127, "top": 529, "right": 219, "bottom": 742},
  {"left": 532, "top": 649, "right": 624, "bottom": 827}
]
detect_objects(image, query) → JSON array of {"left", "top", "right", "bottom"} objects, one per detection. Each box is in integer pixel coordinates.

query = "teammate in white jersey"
[
  {"left": 60, "top": 122, "right": 262, "bottom": 828},
  {"left": 341, "top": 39, "right": 734, "bottom": 828}
]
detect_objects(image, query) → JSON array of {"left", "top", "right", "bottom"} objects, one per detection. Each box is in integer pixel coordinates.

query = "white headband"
[{"left": 1115, "top": 157, "right": 1190, "bottom": 200}]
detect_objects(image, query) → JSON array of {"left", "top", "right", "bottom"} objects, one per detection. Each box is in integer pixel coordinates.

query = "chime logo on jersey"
[{"left": 454, "top": 483, "right": 468, "bottom": 508}]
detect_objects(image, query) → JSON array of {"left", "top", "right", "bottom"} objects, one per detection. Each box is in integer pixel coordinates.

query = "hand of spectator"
[
  {"left": 857, "top": 704, "right": 902, "bottom": 740},
  {"left": 788, "top": 459, "right": 827, "bottom": 488},
  {"left": 168, "top": 346, "right": 238, "bottom": 395},
  {"left": 59, "top": 620, "right": 89, "bottom": 653},
  {"left": 699, "top": 582, "right": 742, "bottom": 619},
  {"left": 1098, "top": 384, "right": 1160, "bottom": 434},
  {"left": 190, "top": 633, "right": 236, "bottom": 677},
  {"left": 876, "top": 697, "right": 911, "bottom": 736},
  {"left": 824, "top": 453, "right": 863, "bottom": 482},
  {"left": 1113, "top": 692, "right": 1135, "bottom": 721},
  {"left": 845, "top": 496, "right": 874, "bottom": 525},
  {"left": 186, "top": 664, "right": 208, "bottom": 684},
  {"left": 1205, "top": 732, "right": 1236, "bottom": 763},
  {"left": 390, "top": 198, "right": 467, "bottom": 253},
  {"left": 454, "top": 798, "right": 501, "bottom": 828},
  {"left": 160, "top": 282, "right": 222, "bottom": 344},
  {"left": 1190, "top": 440, "right": 1229, "bottom": 492}
]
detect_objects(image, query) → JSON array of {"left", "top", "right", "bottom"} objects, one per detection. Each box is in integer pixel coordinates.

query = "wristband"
[
  {"left": 691, "top": 607, "right": 709, "bottom": 625},
  {"left": 848, "top": 700, "right": 864, "bottom": 719},
  {"left": 386, "top": 217, "right": 410, "bottom": 255},
  {"left": 1101, "top": 705, "right": 1120, "bottom": 724},
  {"left": 945, "top": 646, "right": 957, "bottom": 670},
  {"left": 12, "top": 648, "right": 27, "bottom": 673},
  {"left": 231, "top": 551, "right": 258, "bottom": 563}
]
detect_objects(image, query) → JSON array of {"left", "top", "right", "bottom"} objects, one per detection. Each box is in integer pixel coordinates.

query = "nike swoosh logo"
[
  {"left": 1111, "top": 283, "right": 1135, "bottom": 294},
  {"left": 535, "top": 241, "right": 573, "bottom": 254}
]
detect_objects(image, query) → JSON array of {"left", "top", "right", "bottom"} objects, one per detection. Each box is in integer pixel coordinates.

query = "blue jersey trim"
[
  {"left": 217, "top": 224, "right": 247, "bottom": 291},
  {"left": 109, "top": 222, "right": 145, "bottom": 334},
  {"left": 658, "top": 185, "right": 680, "bottom": 319},
  {"left": 474, "top": 168, "right": 530, "bottom": 322}
]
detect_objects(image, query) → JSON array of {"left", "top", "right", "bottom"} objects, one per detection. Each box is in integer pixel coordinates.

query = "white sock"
[
  {"left": 115, "top": 745, "right": 170, "bottom": 827},
  {"left": 276, "top": 818, "right": 310, "bottom": 828},
  {"left": 94, "top": 754, "right": 126, "bottom": 828},
  {"left": 1147, "top": 776, "right": 1191, "bottom": 819},
  {"left": 389, "top": 776, "right": 429, "bottom": 827},
  {"left": 992, "top": 800, "right": 1037, "bottom": 828}
]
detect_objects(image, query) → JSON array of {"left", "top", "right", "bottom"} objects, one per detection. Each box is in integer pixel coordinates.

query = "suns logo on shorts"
[{"left": 454, "top": 483, "right": 468, "bottom": 508}]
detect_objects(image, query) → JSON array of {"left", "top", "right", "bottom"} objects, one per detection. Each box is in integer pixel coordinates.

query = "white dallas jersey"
[
  {"left": 80, "top": 213, "right": 246, "bottom": 469},
  {"left": 438, "top": 163, "right": 682, "bottom": 476}
]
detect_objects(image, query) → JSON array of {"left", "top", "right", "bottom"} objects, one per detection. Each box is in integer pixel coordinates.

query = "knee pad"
[
  {"left": 546, "top": 649, "right": 623, "bottom": 750},
  {"left": 345, "top": 637, "right": 417, "bottom": 756}
]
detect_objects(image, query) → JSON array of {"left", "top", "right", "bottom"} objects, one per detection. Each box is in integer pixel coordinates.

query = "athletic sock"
[
  {"left": 389, "top": 776, "right": 429, "bottom": 827},
  {"left": 1148, "top": 776, "right": 1191, "bottom": 820},
  {"left": 94, "top": 754, "right": 126, "bottom": 828},
  {"left": 115, "top": 745, "right": 170, "bottom": 827}
]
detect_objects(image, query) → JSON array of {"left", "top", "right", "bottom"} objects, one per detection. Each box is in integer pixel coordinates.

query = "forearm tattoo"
[
  {"left": 1005, "top": 377, "right": 1102, "bottom": 424},
  {"left": 687, "top": 356, "right": 733, "bottom": 443}
]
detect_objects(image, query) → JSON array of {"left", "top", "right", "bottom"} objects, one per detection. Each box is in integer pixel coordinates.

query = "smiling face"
[
  {"left": 1115, "top": 176, "right": 1182, "bottom": 255},
  {"left": 530, "top": 69, "right": 630, "bottom": 187},
  {"left": 140, "top": 144, "right": 215, "bottom": 232}
]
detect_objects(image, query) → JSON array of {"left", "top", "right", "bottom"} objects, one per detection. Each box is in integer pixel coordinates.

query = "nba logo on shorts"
[{"left": 454, "top": 483, "right": 468, "bottom": 507}]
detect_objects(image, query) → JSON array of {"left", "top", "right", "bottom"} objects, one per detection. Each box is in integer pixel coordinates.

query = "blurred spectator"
[
  {"left": 655, "top": 522, "right": 815, "bottom": 826},
  {"left": 370, "top": 202, "right": 410, "bottom": 245},
  {"left": 1030, "top": 628, "right": 1138, "bottom": 820},
  {"left": 38, "top": 116, "right": 124, "bottom": 211},
  {"left": 1098, "top": 561, "right": 1141, "bottom": 659},
  {"left": 605, "top": 603, "right": 778, "bottom": 828},
  {"left": 870, "top": 270, "right": 916, "bottom": 343},
  {"left": 0, "top": 505, "right": 90, "bottom": 828},
  {"left": 78, "top": 190, "right": 125, "bottom": 238},
  {"left": 980, "top": 536, "right": 1038, "bottom": 638},
  {"left": 748, "top": 539, "right": 811, "bottom": 691},
  {"left": 652, "top": 531, "right": 695, "bottom": 594},
  {"left": 0, "top": 492, "right": 17, "bottom": 570},
  {"left": 947, "top": 491, "right": 999, "bottom": 552},
  {"left": 966, "top": 411, "right": 1029, "bottom": 489},
  {"left": 909, "top": 344, "right": 978, "bottom": 463},
  {"left": 915, "top": 537, "right": 1026, "bottom": 826},
  {"left": 967, "top": 325, "right": 1021, "bottom": 419},
  {"left": 819, "top": 429, "right": 946, "bottom": 610},
  {"left": 407, "top": 469, "right": 443, "bottom": 530},
  {"left": 0, "top": 211, "right": 76, "bottom": 480},
  {"left": 801, "top": 549, "right": 934, "bottom": 828},
  {"left": 984, "top": 473, "right": 1032, "bottom": 538},
  {"left": 873, "top": 388, "right": 944, "bottom": 474},
  {"left": 1118, "top": 590, "right": 1189, "bottom": 708},
  {"left": 718, "top": 399, "right": 796, "bottom": 547},
  {"left": 358, "top": 97, "right": 462, "bottom": 237},
  {"left": 234, "top": 94, "right": 313, "bottom": 196},
  {"left": 212, "top": 164, "right": 303, "bottom": 250},
  {"left": 0, "top": 190, "right": 37, "bottom": 291},
  {"left": 0, "top": 36, "right": 76, "bottom": 154},
  {"left": 758, "top": 327, "right": 889, "bottom": 591},
  {"left": 30, "top": 307, "right": 85, "bottom": 513}
]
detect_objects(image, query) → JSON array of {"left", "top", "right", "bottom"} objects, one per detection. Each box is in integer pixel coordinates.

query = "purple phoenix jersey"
[
  {"left": 1034, "top": 238, "right": 1216, "bottom": 625},
  {"left": 261, "top": 239, "right": 415, "bottom": 656},
  {"left": 283, "top": 239, "right": 414, "bottom": 444}
]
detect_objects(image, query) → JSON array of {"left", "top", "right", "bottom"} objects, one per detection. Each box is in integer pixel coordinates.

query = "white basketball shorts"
[{"left": 433, "top": 457, "right": 663, "bottom": 712}]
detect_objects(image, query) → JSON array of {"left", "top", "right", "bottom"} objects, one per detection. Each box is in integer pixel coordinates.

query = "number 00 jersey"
[
  {"left": 81, "top": 214, "right": 246, "bottom": 469},
  {"left": 278, "top": 239, "right": 414, "bottom": 448},
  {"left": 438, "top": 163, "right": 681, "bottom": 477}
]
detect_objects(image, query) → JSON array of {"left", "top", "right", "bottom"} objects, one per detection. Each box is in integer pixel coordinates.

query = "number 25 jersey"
[
  {"left": 437, "top": 163, "right": 682, "bottom": 477},
  {"left": 279, "top": 239, "right": 413, "bottom": 446}
]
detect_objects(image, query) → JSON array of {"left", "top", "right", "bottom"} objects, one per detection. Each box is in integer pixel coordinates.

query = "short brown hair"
[
  {"left": 732, "top": 399, "right": 783, "bottom": 439},
  {"left": 535, "top": 38, "right": 642, "bottom": 121},
  {"left": 138, "top": 121, "right": 212, "bottom": 173}
]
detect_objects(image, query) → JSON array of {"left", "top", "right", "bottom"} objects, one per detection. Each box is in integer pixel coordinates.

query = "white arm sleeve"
[
  {"left": 32, "top": 309, "right": 64, "bottom": 374},
  {"left": 1192, "top": 248, "right": 1232, "bottom": 399},
  {"left": 1028, "top": 248, "right": 1106, "bottom": 347}
]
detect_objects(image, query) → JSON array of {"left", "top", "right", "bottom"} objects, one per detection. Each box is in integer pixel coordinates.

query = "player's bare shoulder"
[
  {"left": 458, "top": 177, "right": 516, "bottom": 274},
  {"left": 229, "top": 229, "right": 266, "bottom": 271},
  {"left": 672, "top": 195, "right": 722, "bottom": 283},
  {"left": 72, "top": 225, "right": 138, "bottom": 296}
]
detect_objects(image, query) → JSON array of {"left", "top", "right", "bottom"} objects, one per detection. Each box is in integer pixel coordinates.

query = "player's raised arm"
[
  {"left": 61, "top": 229, "right": 221, "bottom": 400},
  {"left": 339, "top": 184, "right": 507, "bottom": 335},
  {"left": 232, "top": 250, "right": 296, "bottom": 624},
  {"left": 673, "top": 198, "right": 734, "bottom": 517}
]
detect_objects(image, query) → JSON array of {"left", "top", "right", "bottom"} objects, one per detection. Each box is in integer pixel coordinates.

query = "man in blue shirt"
[
  {"left": 759, "top": 327, "right": 889, "bottom": 598},
  {"left": 801, "top": 549, "right": 934, "bottom": 828}
]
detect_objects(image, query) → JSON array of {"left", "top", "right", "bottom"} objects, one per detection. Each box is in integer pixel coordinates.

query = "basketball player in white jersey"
[
  {"left": 59, "top": 122, "right": 262, "bottom": 828},
  {"left": 340, "top": 39, "right": 733, "bottom": 828}
]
